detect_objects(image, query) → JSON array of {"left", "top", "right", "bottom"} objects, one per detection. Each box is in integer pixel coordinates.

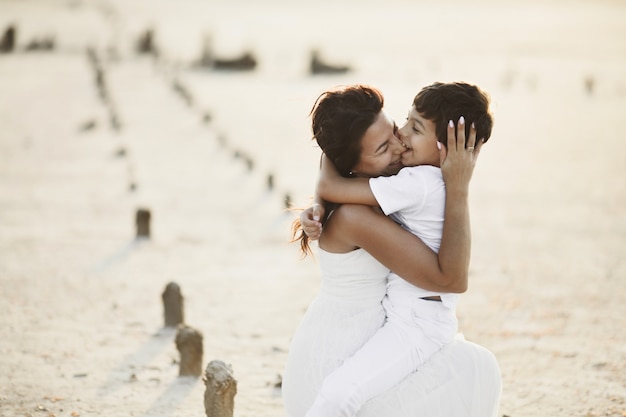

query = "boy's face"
[{"left": 398, "top": 106, "right": 440, "bottom": 168}]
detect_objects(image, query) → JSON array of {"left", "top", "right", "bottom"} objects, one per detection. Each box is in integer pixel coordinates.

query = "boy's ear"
[{"left": 437, "top": 141, "right": 447, "bottom": 166}]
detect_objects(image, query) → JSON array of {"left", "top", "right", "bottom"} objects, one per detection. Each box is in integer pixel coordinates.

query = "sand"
[{"left": 1, "top": 0, "right": 625, "bottom": 416}]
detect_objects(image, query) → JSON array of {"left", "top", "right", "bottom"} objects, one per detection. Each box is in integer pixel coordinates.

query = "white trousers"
[{"left": 304, "top": 298, "right": 458, "bottom": 417}]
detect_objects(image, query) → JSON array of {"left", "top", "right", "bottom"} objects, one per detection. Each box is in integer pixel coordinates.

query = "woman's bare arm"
[
  {"left": 436, "top": 118, "right": 483, "bottom": 291},
  {"left": 329, "top": 203, "right": 467, "bottom": 293}
]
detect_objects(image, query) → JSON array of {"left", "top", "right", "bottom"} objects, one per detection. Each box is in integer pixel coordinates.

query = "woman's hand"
[
  {"left": 434, "top": 116, "right": 485, "bottom": 292},
  {"left": 300, "top": 203, "right": 325, "bottom": 240},
  {"left": 438, "top": 116, "right": 484, "bottom": 193}
]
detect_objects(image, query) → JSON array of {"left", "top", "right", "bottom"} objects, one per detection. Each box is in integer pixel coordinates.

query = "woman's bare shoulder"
[{"left": 319, "top": 205, "right": 384, "bottom": 253}]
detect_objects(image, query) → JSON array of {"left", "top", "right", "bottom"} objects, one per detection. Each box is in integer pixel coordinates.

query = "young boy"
[{"left": 304, "top": 82, "right": 493, "bottom": 417}]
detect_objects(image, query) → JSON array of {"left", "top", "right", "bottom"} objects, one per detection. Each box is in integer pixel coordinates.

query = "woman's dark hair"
[
  {"left": 413, "top": 82, "right": 493, "bottom": 147},
  {"left": 292, "top": 85, "right": 385, "bottom": 256}
]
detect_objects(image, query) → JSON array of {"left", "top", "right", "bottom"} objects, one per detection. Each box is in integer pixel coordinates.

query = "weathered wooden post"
[
  {"left": 136, "top": 28, "right": 155, "bottom": 55},
  {"left": 584, "top": 75, "right": 595, "bottom": 96},
  {"left": 135, "top": 208, "right": 151, "bottom": 238},
  {"left": 162, "top": 282, "right": 184, "bottom": 327},
  {"left": 175, "top": 325, "right": 203, "bottom": 377},
  {"left": 0, "top": 25, "right": 16, "bottom": 53},
  {"left": 203, "top": 360, "right": 237, "bottom": 417},
  {"left": 266, "top": 174, "right": 274, "bottom": 191},
  {"left": 284, "top": 193, "right": 292, "bottom": 210}
]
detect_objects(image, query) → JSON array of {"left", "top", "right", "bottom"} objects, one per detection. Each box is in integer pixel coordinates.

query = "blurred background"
[
  {"left": 2, "top": 0, "right": 625, "bottom": 207},
  {"left": 2, "top": 0, "right": 626, "bottom": 205}
]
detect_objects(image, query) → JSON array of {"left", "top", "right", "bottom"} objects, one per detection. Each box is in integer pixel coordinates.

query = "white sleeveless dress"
[{"left": 282, "top": 248, "right": 501, "bottom": 417}]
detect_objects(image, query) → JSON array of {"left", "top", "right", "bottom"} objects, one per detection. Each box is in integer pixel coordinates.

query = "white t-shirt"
[{"left": 369, "top": 165, "right": 459, "bottom": 308}]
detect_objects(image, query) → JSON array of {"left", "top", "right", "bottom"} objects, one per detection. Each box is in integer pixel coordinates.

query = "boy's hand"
[{"left": 300, "top": 203, "right": 324, "bottom": 240}]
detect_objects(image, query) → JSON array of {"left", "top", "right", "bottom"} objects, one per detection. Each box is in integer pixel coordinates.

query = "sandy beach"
[{"left": 1, "top": 0, "right": 625, "bottom": 416}]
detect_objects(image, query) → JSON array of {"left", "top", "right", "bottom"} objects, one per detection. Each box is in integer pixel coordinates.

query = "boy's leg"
[{"left": 305, "top": 320, "right": 434, "bottom": 417}]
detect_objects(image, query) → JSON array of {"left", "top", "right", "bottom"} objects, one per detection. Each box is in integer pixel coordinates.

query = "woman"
[{"left": 282, "top": 85, "right": 501, "bottom": 417}]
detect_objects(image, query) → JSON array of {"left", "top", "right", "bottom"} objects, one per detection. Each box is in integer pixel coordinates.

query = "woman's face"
[
  {"left": 352, "top": 110, "right": 406, "bottom": 177},
  {"left": 398, "top": 106, "right": 440, "bottom": 168}
]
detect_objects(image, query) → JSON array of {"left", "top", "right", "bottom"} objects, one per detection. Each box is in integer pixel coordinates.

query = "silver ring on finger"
[{"left": 467, "top": 146, "right": 475, "bottom": 152}]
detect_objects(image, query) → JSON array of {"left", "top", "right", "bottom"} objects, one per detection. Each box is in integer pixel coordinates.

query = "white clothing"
[
  {"left": 304, "top": 166, "right": 461, "bottom": 417},
  {"left": 369, "top": 165, "right": 458, "bottom": 308},
  {"left": 370, "top": 165, "right": 444, "bottom": 252},
  {"left": 305, "top": 298, "right": 457, "bottom": 417},
  {"left": 282, "top": 248, "right": 501, "bottom": 417}
]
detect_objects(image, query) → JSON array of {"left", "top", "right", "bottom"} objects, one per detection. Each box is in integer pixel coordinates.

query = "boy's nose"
[{"left": 393, "top": 135, "right": 408, "bottom": 152}]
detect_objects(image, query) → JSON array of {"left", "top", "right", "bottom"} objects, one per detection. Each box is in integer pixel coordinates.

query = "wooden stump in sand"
[
  {"left": 284, "top": 193, "right": 292, "bottom": 209},
  {"left": 203, "top": 360, "right": 237, "bottom": 417},
  {"left": 175, "top": 325, "right": 203, "bottom": 377},
  {"left": 266, "top": 174, "right": 274, "bottom": 191},
  {"left": 135, "top": 208, "right": 151, "bottom": 238},
  {"left": 162, "top": 282, "right": 184, "bottom": 327},
  {"left": 136, "top": 28, "right": 155, "bottom": 55},
  {"left": 0, "top": 25, "right": 16, "bottom": 53}
]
